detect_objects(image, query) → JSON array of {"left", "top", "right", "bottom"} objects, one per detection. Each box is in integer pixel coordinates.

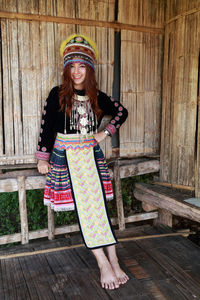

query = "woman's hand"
[
  {"left": 37, "top": 160, "right": 51, "bottom": 174},
  {"left": 93, "top": 131, "right": 107, "bottom": 144}
]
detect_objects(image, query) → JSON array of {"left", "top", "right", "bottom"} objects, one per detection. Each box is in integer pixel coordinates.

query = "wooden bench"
[
  {"left": 0, "top": 158, "right": 160, "bottom": 246},
  {"left": 134, "top": 183, "right": 200, "bottom": 227}
]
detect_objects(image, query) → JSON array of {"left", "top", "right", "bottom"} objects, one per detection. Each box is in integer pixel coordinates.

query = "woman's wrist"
[{"left": 104, "top": 128, "right": 111, "bottom": 137}]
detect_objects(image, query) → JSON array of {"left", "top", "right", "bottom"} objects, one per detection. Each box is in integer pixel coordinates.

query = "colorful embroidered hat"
[{"left": 60, "top": 34, "right": 98, "bottom": 70}]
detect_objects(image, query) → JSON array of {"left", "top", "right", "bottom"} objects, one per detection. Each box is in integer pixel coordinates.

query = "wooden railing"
[{"left": 0, "top": 158, "right": 160, "bottom": 246}]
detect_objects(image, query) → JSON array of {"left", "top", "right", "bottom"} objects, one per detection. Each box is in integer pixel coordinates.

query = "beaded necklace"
[{"left": 64, "top": 94, "right": 98, "bottom": 136}]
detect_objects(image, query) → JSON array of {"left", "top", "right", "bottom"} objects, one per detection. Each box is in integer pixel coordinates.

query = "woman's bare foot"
[
  {"left": 106, "top": 245, "right": 129, "bottom": 285},
  {"left": 91, "top": 248, "right": 120, "bottom": 290},
  {"left": 100, "top": 260, "right": 120, "bottom": 289},
  {"left": 109, "top": 259, "right": 129, "bottom": 285}
]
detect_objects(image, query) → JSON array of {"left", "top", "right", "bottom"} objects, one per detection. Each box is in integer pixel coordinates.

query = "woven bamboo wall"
[
  {"left": 119, "top": 0, "right": 165, "bottom": 157},
  {"left": 0, "top": 0, "right": 114, "bottom": 165},
  {"left": 160, "top": 1, "right": 200, "bottom": 192},
  {"left": 0, "top": 0, "right": 165, "bottom": 166}
]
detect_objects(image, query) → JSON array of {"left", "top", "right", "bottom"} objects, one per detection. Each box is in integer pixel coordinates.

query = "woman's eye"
[{"left": 80, "top": 64, "right": 86, "bottom": 68}]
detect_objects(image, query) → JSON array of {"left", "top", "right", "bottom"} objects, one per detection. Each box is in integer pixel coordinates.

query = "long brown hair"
[{"left": 59, "top": 64, "right": 102, "bottom": 119}]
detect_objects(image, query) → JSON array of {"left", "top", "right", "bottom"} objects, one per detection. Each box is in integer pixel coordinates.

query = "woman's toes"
[{"left": 109, "top": 282, "right": 115, "bottom": 290}]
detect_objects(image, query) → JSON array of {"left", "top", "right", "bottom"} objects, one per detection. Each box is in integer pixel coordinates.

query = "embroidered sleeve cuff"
[
  {"left": 36, "top": 151, "right": 50, "bottom": 161},
  {"left": 105, "top": 124, "right": 116, "bottom": 136}
]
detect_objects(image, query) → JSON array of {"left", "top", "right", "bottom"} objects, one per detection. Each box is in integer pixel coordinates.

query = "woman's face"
[{"left": 70, "top": 60, "right": 86, "bottom": 90}]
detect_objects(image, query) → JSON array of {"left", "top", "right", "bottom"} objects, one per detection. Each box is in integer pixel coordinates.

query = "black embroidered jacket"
[{"left": 36, "top": 86, "right": 128, "bottom": 161}]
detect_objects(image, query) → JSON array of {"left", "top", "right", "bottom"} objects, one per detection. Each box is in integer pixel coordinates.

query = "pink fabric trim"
[
  {"left": 105, "top": 124, "right": 116, "bottom": 136},
  {"left": 36, "top": 151, "right": 50, "bottom": 161}
]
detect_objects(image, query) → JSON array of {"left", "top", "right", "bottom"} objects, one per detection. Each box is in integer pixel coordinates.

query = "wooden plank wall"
[
  {"left": 0, "top": 0, "right": 114, "bottom": 165},
  {"left": 119, "top": 0, "right": 165, "bottom": 157},
  {"left": 160, "top": 0, "right": 200, "bottom": 190},
  {"left": 165, "top": 0, "right": 200, "bottom": 21}
]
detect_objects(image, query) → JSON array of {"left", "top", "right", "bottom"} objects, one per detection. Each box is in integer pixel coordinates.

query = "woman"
[{"left": 36, "top": 34, "right": 129, "bottom": 290}]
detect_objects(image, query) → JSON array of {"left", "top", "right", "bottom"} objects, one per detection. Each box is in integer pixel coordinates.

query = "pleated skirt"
[{"left": 44, "top": 133, "right": 117, "bottom": 249}]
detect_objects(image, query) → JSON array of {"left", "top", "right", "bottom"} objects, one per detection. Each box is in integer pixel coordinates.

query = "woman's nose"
[{"left": 74, "top": 65, "right": 79, "bottom": 74}]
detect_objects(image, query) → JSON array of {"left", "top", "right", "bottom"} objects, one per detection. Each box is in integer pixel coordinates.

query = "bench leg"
[{"left": 153, "top": 209, "right": 173, "bottom": 227}]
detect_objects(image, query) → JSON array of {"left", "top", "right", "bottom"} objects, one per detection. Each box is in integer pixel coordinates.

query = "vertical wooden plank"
[
  {"left": 48, "top": 206, "right": 55, "bottom": 240},
  {"left": 113, "top": 160, "right": 125, "bottom": 230},
  {"left": 18, "top": 176, "right": 29, "bottom": 244},
  {"left": 9, "top": 20, "right": 23, "bottom": 164},
  {"left": 195, "top": 12, "right": 200, "bottom": 197},
  {"left": 118, "top": 0, "right": 165, "bottom": 27},
  {"left": 153, "top": 209, "right": 173, "bottom": 227},
  {"left": 160, "top": 23, "right": 174, "bottom": 183},
  {"left": 160, "top": 12, "right": 199, "bottom": 188},
  {"left": 1, "top": 19, "right": 15, "bottom": 161},
  {"left": 0, "top": 22, "right": 3, "bottom": 156},
  {"left": 0, "top": 0, "right": 17, "bottom": 12},
  {"left": 120, "top": 30, "right": 163, "bottom": 157}
]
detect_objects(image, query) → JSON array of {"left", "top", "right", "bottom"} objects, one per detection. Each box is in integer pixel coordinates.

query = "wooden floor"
[{"left": 0, "top": 225, "right": 200, "bottom": 300}]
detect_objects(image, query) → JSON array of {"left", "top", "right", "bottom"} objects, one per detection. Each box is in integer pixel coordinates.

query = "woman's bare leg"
[
  {"left": 106, "top": 245, "right": 129, "bottom": 285},
  {"left": 91, "top": 248, "right": 120, "bottom": 289}
]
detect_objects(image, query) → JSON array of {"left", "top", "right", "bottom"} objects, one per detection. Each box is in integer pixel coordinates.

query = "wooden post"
[
  {"left": 48, "top": 206, "right": 55, "bottom": 240},
  {"left": 114, "top": 159, "right": 125, "bottom": 231},
  {"left": 17, "top": 176, "right": 29, "bottom": 244},
  {"left": 154, "top": 209, "right": 173, "bottom": 227}
]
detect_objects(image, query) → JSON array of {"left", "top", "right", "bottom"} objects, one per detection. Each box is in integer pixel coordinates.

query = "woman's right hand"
[{"left": 37, "top": 160, "right": 51, "bottom": 174}]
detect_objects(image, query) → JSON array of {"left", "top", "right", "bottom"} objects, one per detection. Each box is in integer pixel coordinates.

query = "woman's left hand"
[{"left": 93, "top": 131, "right": 107, "bottom": 143}]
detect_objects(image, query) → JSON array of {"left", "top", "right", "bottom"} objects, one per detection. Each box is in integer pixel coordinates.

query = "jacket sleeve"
[
  {"left": 35, "top": 87, "right": 59, "bottom": 161},
  {"left": 98, "top": 91, "right": 128, "bottom": 136}
]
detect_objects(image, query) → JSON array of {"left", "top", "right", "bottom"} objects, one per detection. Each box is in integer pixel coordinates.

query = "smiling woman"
[{"left": 36, "top": 34, "right": 128, "bottom": 290}]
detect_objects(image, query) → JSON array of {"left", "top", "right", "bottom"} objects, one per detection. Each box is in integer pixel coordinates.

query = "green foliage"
[
  {"left": 0, "top": 173, "right": 155, "bottom": 241},
  {"left": 0, "top": 192, "right": 20, "bottom": 235},
  {"left": 121, "top": 173, "right": 154, "bottom": 215}
]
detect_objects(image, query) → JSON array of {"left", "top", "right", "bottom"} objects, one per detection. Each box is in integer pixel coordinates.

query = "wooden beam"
[
  {"left": 17, "top": 176, "right": 29, "bottom": 244},
  {"left": 114, "top": 160, "right": 125, "bottom": 231},
  {"left": 119, "top": 159, "right": 160, "bottom": 178},
  {"left": 48, "top": 206, "right": 55, "bottom": 240},
  {"left": 0, "top": 212, "right": 158, "bottom": 246},
  {"left": 134, "top": 184, "right": 200, "bottom": 223},
  {"left": 0, "top": 159, "right": 160, "bottom": 192},
  {"left": 0, "top": 176, "right": 46, "bottom": 192},
  {"left": 165, "top": 7, "right": 200, "bottom": 25},
  {"left": 0, "top": 11, "right": 164, "bottom": 35}
]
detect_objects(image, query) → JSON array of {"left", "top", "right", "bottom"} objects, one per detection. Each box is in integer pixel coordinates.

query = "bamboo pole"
[
  {"left": 0, "top": 230, "right": 195, "bottom": 260},
  {"left": 0, "top": 11, "right": 164, "bottom": 34},
  {"left": 153, "top": 181, "right": 195, "bottom": 191},
  {"left": 17, "top": 176, "right": 29, "bottom": 244}
]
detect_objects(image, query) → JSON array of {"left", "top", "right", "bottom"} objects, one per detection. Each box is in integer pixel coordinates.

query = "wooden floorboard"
[{"left": 0, "top": 225, "right": 200, "bottom": 299}]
